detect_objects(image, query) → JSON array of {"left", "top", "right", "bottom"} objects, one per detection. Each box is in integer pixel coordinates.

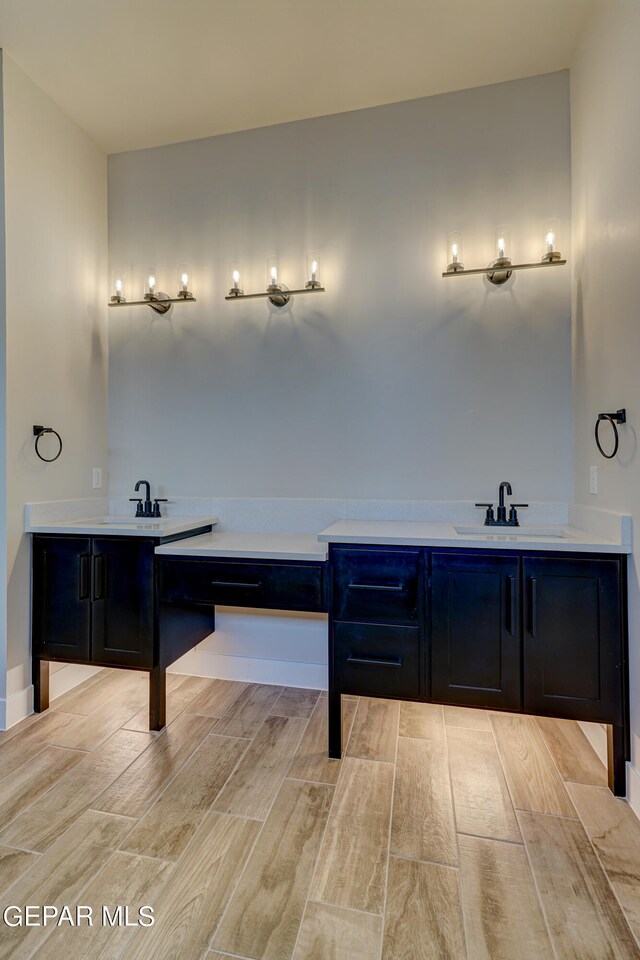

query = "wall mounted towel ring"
[
  {"left": 33, "top": 425, "right": 63, "bottom": 463},
  {"left": 595, "top": 409, "right": 626, "bottom": 459}
]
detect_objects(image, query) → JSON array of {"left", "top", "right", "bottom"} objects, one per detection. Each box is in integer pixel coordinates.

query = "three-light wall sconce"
[
  {"left": 225, "top": 255, "right": 325, "bottom": 307},
  {"left": 443, "top": 221, "right": 566, "bottom": 284},
  {"left": 108, "top": 266, "right": 196, "bottom": 314}
]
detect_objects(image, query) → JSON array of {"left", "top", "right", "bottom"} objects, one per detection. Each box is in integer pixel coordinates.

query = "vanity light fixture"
[
  {"left": 443, "top": 221, "right": 566, "bottom": 284},
  {"left": 225, "top": 254, "right": 325, "bottom": 307},
  {"left": 108, "top": 266, "right": 196, "bottom": 314}
]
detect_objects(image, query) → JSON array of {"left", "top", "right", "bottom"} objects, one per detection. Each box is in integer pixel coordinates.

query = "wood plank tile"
[
  {"left": 0, "top": 745, "right": 86, "bottom": 831},
  {"left": 48, "top": 668, "right": 115, "bottom": 712},
  {"left": 383, "top": 855, "right": 466, "bottom": 960},
  {"left": 32, "top": 850, "right": 174, "bottom": 960},
  {"left": 53, "top": 669, "right": 145, "bottom": 716},
  {"left": 568, "top": 782, "right": 640, "bottom": 944},
  {"left": 271, "top": 686, "right": 321, "bottom": 718},
  {"left": 288, "top": 696, "right": 357, "bottom": 785},
  {"left": 536, "top": 716, "right": 608, "bottom": 786},
  {"left": 444, "top": 705, "right": 492, "bottom": 730},
  {"left": 212, "top": 715, "right": 307, "bottom": 819},
  {"left": 118, "top": 812, "right": 261, "bottom": 960},
  {"left": 0, "top": 810, "right": 132, "bottom": 960},
  {"left": 490, "top": 713, "right": 577, "bottom": 817},
  {"left": 51, "top": 684, "right": 148, "bottom": 751},
  {"left": 121, "top": 734, "right": 248, "bottom": 860},
  {"left": 292, "top": 901, "right": 383, "bottom": 960},
  {"left": 391, "top": 737, "right": 457, "bottom": 865},
  {"left": 0, "top": 729, "right": 152, "bottom": 852},
  {"left": 213, "top": 778, "right": 334, "bottom": 960},
  {"left": 124, "top": 675, "right": 211, "bottom": 732},
  {"left": 92, "top": 713, "right": 215, "bottom": 818},
  {"left": 519, "top": 810, "right": 640, "bottom": 959},
  {"left": 0, "top": 710, "right": 86, "bottom": 780},
  {"left": 458, "top": 834, "right": 554, "bottom": 960},
  {"left": 447, "top": 727, "right": 521, "bottom": 843},
  {"left": 346, "top": 697, "right": 399, "bottom": 762},
  {"left": 399, "top": 701, "right": 445, "bottom": 740},
  {"left": 0, "top": 845, "right": 39, "bottom": 896},
  {"left": 212, "top": 682, "right": 284, "bottom": 738},
  {"left": 310, "top": 756, "right": 394, "bottom": 915},
  {"left": 185, "top": 678, "right": 248, "bottom": 718}
]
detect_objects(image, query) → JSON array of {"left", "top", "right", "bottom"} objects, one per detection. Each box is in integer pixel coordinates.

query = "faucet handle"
[
  {"left": 152, "top": 498, "right": 168, "bottom": 518},
  {"left": 475, "top": 502, "right": 495, "bottom": 524},
  {"left": 508, "top": 503, "right": 528, "bottom": 524},
  {"left": 129, "top": 498, "right": 144, "bottom": 518}
]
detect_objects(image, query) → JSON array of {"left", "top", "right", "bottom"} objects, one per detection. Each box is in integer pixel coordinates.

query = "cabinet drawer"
[
  {"left": 159, "top": 558, "right": 324, "bottom": 612},
  {"left": 332, "top": 547, "right": 420, "bottom": 624},
  {"left": 333, "top": 622, "right": 420, "bottom": 699}
]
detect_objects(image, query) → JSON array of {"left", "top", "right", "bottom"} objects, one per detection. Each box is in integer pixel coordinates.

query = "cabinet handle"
[
  {"left": 93, "top": 555, "right": 107, "bottom": 601},
  {"left": 78, "top": 554, "right": 91, "bottom": 601},
  {"left": 346, "top": 653, "right": 403, "bottom": 667},
  {"left": 211, "top": 580, "right": 262, "bottom": 589},
  {"left": 506, "top": 575, "right": 515, "bottom": 635},
  {"left": 529, "top": 577, "right": 538, "bottom": 637},
  {"left": 347, "top": 582, "right": 404, "bottom": 593}
]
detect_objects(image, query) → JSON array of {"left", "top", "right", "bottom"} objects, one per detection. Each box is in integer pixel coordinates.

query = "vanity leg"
[
  {"left": 33, "top": 658, "right": 49, "bottom": 713},
  {"left": 328, "top": 690, "right": 342, "bottom": 759},
  {"left": 149, "top": 666, "right": 166, "bottom": 731},
  {"left": 607, "top": 724, "right": 627, "bottom": 797}
]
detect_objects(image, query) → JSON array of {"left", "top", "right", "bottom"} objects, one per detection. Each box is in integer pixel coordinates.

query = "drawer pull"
[
  {"left": 346, "top": 653, "right": 403, "bottom": 667},
  {"left": 211, "top": 580, "right": 263, "bottom": 589},
  {"left": 347, "top": 582, "right": 404, "bottom": 593}
]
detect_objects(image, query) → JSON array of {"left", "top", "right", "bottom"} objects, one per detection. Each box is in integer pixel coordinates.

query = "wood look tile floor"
[{"left": 1, "top": 670, "right": 639, "bottom": 960}]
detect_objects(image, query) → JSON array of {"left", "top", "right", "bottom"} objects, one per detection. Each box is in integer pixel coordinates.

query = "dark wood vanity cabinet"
[
  {"left": 430, "top": 551, "right": 521, "bottom": 711},
  {"left": 328, "top": 544, "right": 629, "bottom": 796},
  {"left": 33, "top": 534, "right": 155, "bottom": 669}
]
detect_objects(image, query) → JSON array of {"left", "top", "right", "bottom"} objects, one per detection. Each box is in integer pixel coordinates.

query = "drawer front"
[
  {"left": 333, "top": 622, "right": 421, "bottom": 699},
  {"left": 160, "top": 558, "right": 324, "bottom": 612},
  {"left": 332, "top": 547, "right": 420, "bottom": 624}
]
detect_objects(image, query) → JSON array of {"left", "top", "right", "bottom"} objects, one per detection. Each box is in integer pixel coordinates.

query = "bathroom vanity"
[{"left": 319, "top": 521, "right": 630, "bottom": 797}]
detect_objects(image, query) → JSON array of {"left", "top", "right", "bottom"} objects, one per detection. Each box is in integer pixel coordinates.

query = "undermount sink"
[
  {"left": 80, "top": 516, "right": 168, "bottom": 526},
  {"left": 454, "top": 524, "right": 571, "bottom": 540}
]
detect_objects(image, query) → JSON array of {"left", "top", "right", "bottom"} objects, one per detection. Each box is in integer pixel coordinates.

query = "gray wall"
[
  {"left": 108, "top": 71, "right": 572, "bottom": 504},
  {"left": 571, "top": 0, "right": 640, "bottom": 798}
]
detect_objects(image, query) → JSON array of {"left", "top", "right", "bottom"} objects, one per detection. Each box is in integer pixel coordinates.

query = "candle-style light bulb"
[
  {"left": 451, "top": 243, "right": 458, "bottom": 262},
  {"left": 232, "top": 270, "right": 240, "bottom": 289},
  {"left": 546, "top": 232, "right": 555, "bottom": 252},
  {"left": 311, "top": 259, "right": 318, "bottom": 281},
  {"left": 181, "top": 272, "right": 189, "bottom": 290},
  {"left": 115, "top": 278, "right": 122, "bottom": 294},
  {"left": 497, "top": 237, "right": 506, "bottom": 258},
  {"left": 148, "top": 275, "right": 156, "bottom": 295},
  {"left": 270, "top": 265, "right": 278, "bottom": 284}
]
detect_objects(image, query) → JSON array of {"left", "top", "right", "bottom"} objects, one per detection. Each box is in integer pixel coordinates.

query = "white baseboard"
[
  {"left": 627, "top": 762, "right": 640, "bottom": 818},
  {"left": 169, "top": 648, "right": 327, "bottom": 689},
  {"left": 578, "top": 720, "right": 608, "bottom": 767},
  {"left": 0, "top": 663, "right": 103, "bottom": 731}
]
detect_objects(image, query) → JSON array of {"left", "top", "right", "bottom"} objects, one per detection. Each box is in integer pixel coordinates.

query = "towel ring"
[
  {"left": 33, "top": 425, "right": 63, "bottom": 463},
  {"left": 595, "top": 409, "right": 626, "bottom": 460}
]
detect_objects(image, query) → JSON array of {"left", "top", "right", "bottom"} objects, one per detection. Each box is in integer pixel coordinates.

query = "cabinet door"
[
  {"left": 523, "top": 556, "right": 623, "bottom": 723},
  {"left": 91, "top": 538, "right": 155, "bottom": 668},
  {"left": 32, "top": 536, "right": 92, "bottom": 661},
  {"left": 431, "top": 552, "right": 521, "bottom": 710}
]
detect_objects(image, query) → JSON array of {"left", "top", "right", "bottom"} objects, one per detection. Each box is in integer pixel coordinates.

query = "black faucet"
[
  {"left": 475, "top": 481, "right": 528, "bottom": 527},
  {"left": 132, "top": 480, "right": 152, "bottom": 517}
]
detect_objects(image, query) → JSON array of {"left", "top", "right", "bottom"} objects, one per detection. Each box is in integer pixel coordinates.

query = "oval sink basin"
[{"left": 454, "top": 525, "right": 570, "bottom": 540}]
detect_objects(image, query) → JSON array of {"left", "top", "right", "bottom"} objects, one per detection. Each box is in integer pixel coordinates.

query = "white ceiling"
[{"left": 0, "top": 0, "right": 600, "bottom": 155}]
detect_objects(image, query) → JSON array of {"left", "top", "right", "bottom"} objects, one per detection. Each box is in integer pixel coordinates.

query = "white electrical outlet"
[
  {"left": 589, "top": 465, "right": 598, "bottom": 495},
  {"left": 92, "top": 467, "right": 103, "bottom": 489}
]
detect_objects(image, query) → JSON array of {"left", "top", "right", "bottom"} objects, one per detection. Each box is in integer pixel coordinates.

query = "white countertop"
[
  {"left": 155, "top": 531, "right": 328, "bottom": 561},
  {"left": 26, "top": 516, "right": 218, "bottom": 539},
  {"left": 317, "top": 520, "right": 631, "bottom": 554}
]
